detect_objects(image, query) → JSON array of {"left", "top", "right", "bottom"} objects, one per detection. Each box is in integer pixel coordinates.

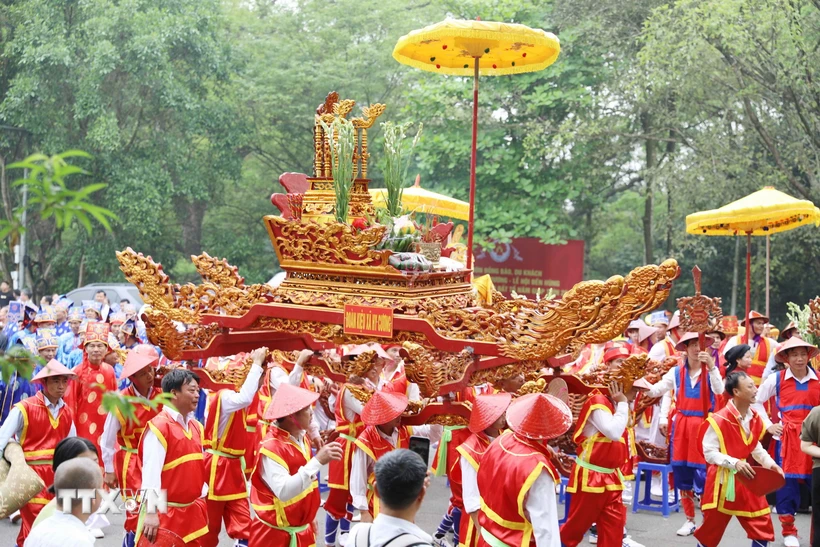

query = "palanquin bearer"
[
  {"left": 249, "top": 383, "right": 343, "bottom": 547},
  {"left": 0, "top": 360, "right": 76, "bottom": 547},
  {"left": 475, "top": 392, "right": 571, "bottom": 547},
  {"left": 350, "top": 391, "right": 442, "bottom": 522},
  {"left": 752, "top": 336, "right": 820, "bottom": 547},
  {"left": 100, "top": 346, "right": 162, "bottom": 547},
  {"left": 201, "top": 347, "right": 267, "bottom": 547},
  {"left": 137, "top": 369, "right": 209, "bottom": 546},
  {"left": 324, "top": 347, "right": 384, "bottom": 547},
  {"left": 643, "top": 331, "right": 725, "bottom": 537},
  {"left": 457, "top": 392, "right": 511, "bottom": 547},
  {"left": 63, "top": 321, "right": 118, "bottom": 458},
  {"left": 722, "top": 310, "right": 778, "bottom": 386},
  {"left": 647, "top": 313, "right": 678, "bottom": 361},
  {"left": 694, "top": 371, "right": 782, "bottom": 547},
  {"left": 560, "top": 380, "right": 636, "bottom": 547}
]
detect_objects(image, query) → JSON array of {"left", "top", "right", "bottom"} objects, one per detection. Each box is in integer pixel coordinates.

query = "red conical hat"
[
  {"left": 469, "top": 392, "right": 512, "bottom": 433},
  {"left": 361, "top": 391, "right": 408, "bottom": 426},
  {"left": 603, "top": 346, "right": 630, "bottom": 365},
  {"left": 774, "top": 336, "right": 820, "bottom": 364},
  {"left": 263, "top": 383, "right": 320, "bottom": 421},
  {"left": 675, "top": 332, "right": 700, "bottom": 352},
  {"left": 739, "top": 310, "right": 769, "bottom": 326},
  {"left": 506, "top": 392, "right": 572, "bottom": 440},
  {"left": 121, "top": 351, "right": 159, "bottom": 380},
  {"left": 32, "top": 360, "right": 76, "bottom": 384}
]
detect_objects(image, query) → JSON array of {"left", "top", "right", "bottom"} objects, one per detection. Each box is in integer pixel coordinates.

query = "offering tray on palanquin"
[{"left": 637, "top": 440, "right": 669, "bottom": 464}]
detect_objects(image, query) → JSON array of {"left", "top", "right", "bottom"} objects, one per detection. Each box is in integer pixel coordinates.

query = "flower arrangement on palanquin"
[{"left": 117, "top": 91, "right": 683, "bottom": 429}]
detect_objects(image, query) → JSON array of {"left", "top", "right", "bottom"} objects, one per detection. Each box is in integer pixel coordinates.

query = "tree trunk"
[
  {"left": 78, "top": 253, "right": 85, "bottom": 287},
  {"left": 180, "top": 199, "right": 208, "bottom": 257},
  {"left": 642, "top": 111, "right": 656, "bottom": 264},
  {"left": 731, "top": 236, "right": 740, "bottom": 316}
]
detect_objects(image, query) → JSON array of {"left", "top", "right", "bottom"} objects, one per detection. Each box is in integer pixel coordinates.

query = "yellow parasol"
[
  {"left": 369, "top": 175, "right": 469, "bottom": 220},
  {"left": 686, "top": 186, "right": 820, "bottom": 342},
  {"left": 393, "top": 18, "right": 561, "bottom": 273}
]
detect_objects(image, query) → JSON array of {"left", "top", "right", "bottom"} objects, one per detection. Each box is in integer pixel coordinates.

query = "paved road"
[{"left": 1, "top": 476, "right": 811, "bottom": 546}]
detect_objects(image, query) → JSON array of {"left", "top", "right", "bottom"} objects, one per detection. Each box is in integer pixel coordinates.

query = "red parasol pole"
[
  {"left": 744, "top": 232, "right": 752, "bottom": 344},
  {"left": 466, "top": 56, "right": 479, "bottom": 279}
]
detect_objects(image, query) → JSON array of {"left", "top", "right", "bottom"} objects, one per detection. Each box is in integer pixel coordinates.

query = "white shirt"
[
  {"left": 647, "top": 338, "right": 674, "bottom": 362},
  {"left": 645, "top": 363, "right": 725, "bottom": 425},
  {"left": 346, "top": 514, "right": 433, "bottom": 547},
  {"left": 752, "top": 367, "right": 818, "bottom": 426},
  {"left": 702, "top": 400, "right": 775, "bottom": 469},
  {"left": 350, "top": 424, "right": 442, "bottom": 510},
  {"left": 23, "top": 511, "right": 95, "bottom": 547},
  {"left": 0, "top": 397, "right": 76, "bottom": 455},
  {"left": 260, "top": 431, "right": 322, "bottom": 501},
  {"left": 582, "top": 401, "right": 628, "bottom": 441},
  {"left": 524, "top": 470, "right": 561, "bottom": 547},
  {"left": 212, "top": 363, "right": 263, "bottom": 438},
  {"left": 342, "top": 386, "right": 368, "bottom": 423},
  {"left": 100, "top": 386, "right": 154, "bottom": 473},
  {"left": 460, "top": 434, "right": 496, "bottom": 514},
  {"left": 140, "top": 407, "right": 208, "bottom": 498}
]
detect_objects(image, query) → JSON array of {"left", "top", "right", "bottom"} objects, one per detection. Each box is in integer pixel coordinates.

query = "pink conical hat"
[
  {"left": 32, "top": 360, "right": 76, "bottom": 384},
  {"left": 121, "top": 351, "right": 158, "bottom": 380},
  {"left": 506, "top": 392, "right": 572, "bottom": 440},
  {"left": 263, "top": 383, "right": 320, "bottom": 421},
  {"left": 469, "top": 392, "right": 512, "bottom": 433}
]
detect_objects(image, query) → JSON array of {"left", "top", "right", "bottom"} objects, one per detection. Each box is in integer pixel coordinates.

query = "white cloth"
[
  {"left": 349, "top": 424, "right": 442, "bottom": 510},
  {"left": 702, "top": 400, "right": 776, "bottom": 469},
  {"left": 460, "top": 433, "right": 496, "bottom": 515},
  {"left": 583, "top": 401, "right": 628, "bottom": 441},
  {"left": 524, "top": 471, "right": 561, "bottom": 547},
  {"left": 722, "top": 335, "right": 778, "bottom": 378},
  {"left": 647, "top": 337, "right": 675, "bottom": 362},
  {"left": 23, "top": 511, "right": 96, "bottom": 547},
  {"left": 342, "top": 387, "right": 367, "bottom": 423},
  {"left": 0, "top": 398, "right": 76, "bottom": 455},
  {"left": 100, "top": 386, "right": 154, "bottom": 473},
  {"left": 752, "top": 367, "right": 818, "bottom": 427},
  {"left": 140, "top": 407, "right": 208, "bottom": 497},
  {"left": 260, "top": 432, "right": 322, "bottom": 502},
  {"left": 216, "top": 363, "right": 263, "bottom": 438},
  {"left": 645, "top": 364, "right": 724, "bottom": 425},
  {"left": 346, "top": 514, "right": 433, "bottom": 547}
]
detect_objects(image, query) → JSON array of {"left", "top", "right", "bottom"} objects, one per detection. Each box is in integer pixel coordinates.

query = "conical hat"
[
  {"left": 469, "top": 392, "right": 512, "bottom": 433},
  {"left": 774, "top": 336, "right": 820, "bottom": 364},
  {"left": 361, "top": 391, "right": 409, "bottom": 426},
  {"left": 781, "top": 322, "right": 798, "bottom": 338},
  {"left": 506, "top": 392, "right": 572, "bottom": 440},
  {"left": 263, "top": 383, "right": 319, "bottom": 421},
  {"left": 675, "top": 332, "right": 700, "bottom": 351},
  {"left": 121, "top": 351, "right": 158, "bottom": 380},
  {"left": 31, "top": 360, "right": 76, "bottom": 384},
  {"left": 739, "top": 310, "right": 769, "bottom": 326}
]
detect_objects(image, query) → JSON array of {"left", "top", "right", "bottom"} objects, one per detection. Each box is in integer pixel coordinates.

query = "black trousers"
[{"left": 812, "top": 467, "right": 820, "bottom": 547}]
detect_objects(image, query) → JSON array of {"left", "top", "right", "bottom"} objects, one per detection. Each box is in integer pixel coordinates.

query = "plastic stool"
[
  {"left": 558, "top": 477, "right": 571, "bottom": 525},
  {"left": 631, "top": 461, "right": 679, "bottom": 517}
]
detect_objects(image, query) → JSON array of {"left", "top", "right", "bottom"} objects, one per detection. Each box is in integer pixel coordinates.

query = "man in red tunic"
[
  {"left": 0, "top": 360, "right": 76, "bottom": 547},
  {"left": 695, "top": 370, "right": 782, "bottom": 547},
  {"left": 249, "top": 383, "right": 343, "bottom": 547},
  {"left": 350, "top": 391, "right": 442, "bottom": 521},
  {"left": 722, "top": 310, "right": 778, "bottom": 386},
  {"left": 137, "top": 368, "right": 209, "bottom": 546},
  {"left": 644, "top": 331, "right": 726, "bottom": 536},
  {"left": 457, "top": 392, "right": 511, "bottom": 547},
  {"left": 560, "top": 380, "right": 637, "bottom": 547},
  {"left": 201, "top": 347, "right": 267, "bottom": 547},
  {"left": 753, "top": 336, "right": 820, "bottom": 546},
  {"left": 101, "top": 345, "right": 162, "bottom": 547},
  {"left": 63, "top": 321, "right": 117, "bottom": 458},
  {"left": 476, "top": 392, "right": 571, "bottom": 547}
]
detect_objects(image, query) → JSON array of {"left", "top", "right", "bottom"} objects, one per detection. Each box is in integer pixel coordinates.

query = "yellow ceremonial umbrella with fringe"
[
  {"left": 393, "top": 18, "right": 561, "bottom": 273},
  {"left": 686, "top": 186, "right": 820, "bottom": 342},
  {"left": 369, "top": 175, "right": 470, "bottom": 221}
]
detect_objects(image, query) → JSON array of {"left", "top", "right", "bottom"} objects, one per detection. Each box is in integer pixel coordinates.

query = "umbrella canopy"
[
  {"left": 392, "top": 19, "right": 560, "bottom": 76},
  {"left": 686, "top": 186, "right": 820, "bottom": 236},
  {"left": 369, "top": 179, "right": 469, "bottom": 220}
]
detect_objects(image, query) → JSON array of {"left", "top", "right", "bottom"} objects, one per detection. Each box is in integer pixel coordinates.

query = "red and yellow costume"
[
  {"left": 14, "top": 391, "right": 74, "bottom": 547},
  {"left": 136, "top": 411, "right": 209, "bottom": 545},
  {"left": 324, "top": 383, "right": 365, "bottom": 521},
  {"left": 730, "top": 334, "right": 774, "bottom": 386},
  {"left": 693, "top": 403, "right": 774, "bottom": 546},
  {"left": 476, "top": 430, "right": 560, "bottom": 547},
  {"left": 561, "top": 392, "right": 629, "bottom": 547},
  {"left": 456, "top": 431, "right": 492, "bottom": 547},
  {"left": 352, "top": 424, "right": 412, "bottom": 517},
  {"left": 249, "top": 426, "right": 320, "bottom": 547},
  {"left": 111, "top": 384, "right": 162, "bottom": 534},
  {"left": 202, "top": 390, "right": 251, "bottom": 547}
]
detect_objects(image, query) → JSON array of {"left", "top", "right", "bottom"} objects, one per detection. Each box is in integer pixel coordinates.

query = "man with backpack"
[{"left": 347, "top": 448, "right": 433, "bottom": 547}]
